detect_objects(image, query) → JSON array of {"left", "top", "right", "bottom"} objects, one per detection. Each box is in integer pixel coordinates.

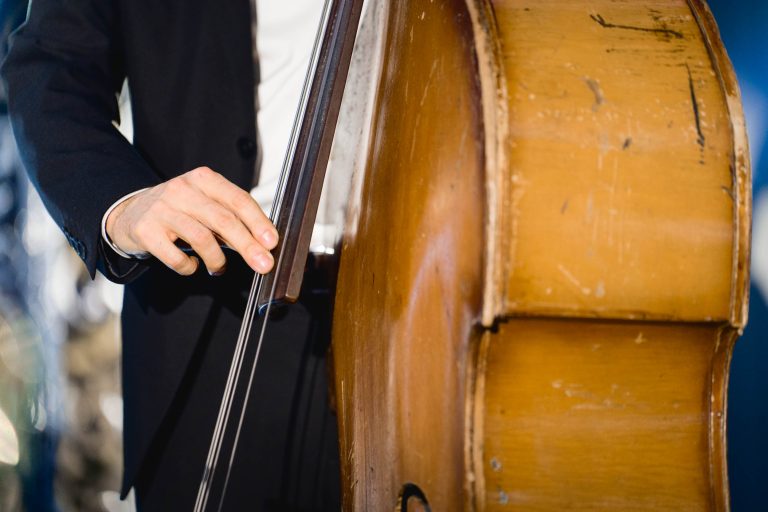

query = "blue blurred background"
[
  {"left": 708, "top": 1, "right": 768, "bottom": 509},
  {"left": 0, "top": 1, "right": 765, "bottom": 511}
]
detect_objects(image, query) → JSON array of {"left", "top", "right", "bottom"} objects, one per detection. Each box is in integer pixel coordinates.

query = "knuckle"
[
  {"left": 132, "top": 219, "right": 152, "bottom": 242},
  {"left": 147, "top": 200, "right": 165, "bottom": 216},
  {"left": 163, "top": 178, "right": 183, "bottom": 196},
  {"left": 232, "top": 191, "right": 253, "bottom": 211},
  {"left": 214, "top": 210, "right": 237, "bottom": 231},
  {"left": 192, "top": 166, "right": 215, "bottom": 180},
  {"left": 188, "top": 227, "right": 212, "bottom": 247}
]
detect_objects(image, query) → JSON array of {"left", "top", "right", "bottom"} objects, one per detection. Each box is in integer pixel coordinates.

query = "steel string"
[{"left": 193, "top": 1, "right": 333, "bottom": 509}]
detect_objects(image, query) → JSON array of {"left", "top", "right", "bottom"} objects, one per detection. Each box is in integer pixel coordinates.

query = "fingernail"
[
  {"left": 208, "top": 264, "right": 227, "bottom": 277},
  {"left": 261, "top": 229, "right": 278, "bottom": 249},
  {"left": 250, "top": 248, "right": 273, "bottom": 273},
  {"left": 256, "top": 253, "right": 273, "bottom": 273}
]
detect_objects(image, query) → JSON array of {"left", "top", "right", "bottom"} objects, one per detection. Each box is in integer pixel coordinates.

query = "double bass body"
[{"left": 326, "top": 0, "right": 751, "bottom": 510}]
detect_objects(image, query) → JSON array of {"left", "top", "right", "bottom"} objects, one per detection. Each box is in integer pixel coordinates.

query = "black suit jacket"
[{"left": 2, "top": 0, "right": 260, "bottom": 496}]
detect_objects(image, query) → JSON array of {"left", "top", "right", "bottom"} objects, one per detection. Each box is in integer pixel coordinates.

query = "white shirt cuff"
[{"left": 101, "top": 188, "right": 151, "bottom": 260}]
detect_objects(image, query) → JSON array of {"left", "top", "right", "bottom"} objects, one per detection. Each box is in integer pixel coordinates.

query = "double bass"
[
  {"left": 326, "top": 0, "right": 750, "bottom": 510},
  {"left": 205, "top": 0, "right": 751, "bottom": 510}
]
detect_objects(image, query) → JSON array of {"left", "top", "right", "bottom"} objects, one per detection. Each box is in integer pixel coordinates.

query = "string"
[
  {"left": 214, "top": 1, "right": 336, "bottom": 506},
  {"left": 193, "top": 1, "right": 334, "bottom": 510},
  {"left": 193, "top": 273, "right": 262, "bottom": 512}
]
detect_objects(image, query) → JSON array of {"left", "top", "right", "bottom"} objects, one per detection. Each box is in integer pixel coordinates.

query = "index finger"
[{"left": 185, "top": 167, "right": 279, "bottom": 249}]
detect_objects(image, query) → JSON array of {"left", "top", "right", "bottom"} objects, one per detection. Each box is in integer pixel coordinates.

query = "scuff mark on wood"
[
  {"left": 583, "top": 77, "right": 604, "bottom": 111},
  {"left": 686, "top": 64, "right": 706, "bottom": 148},
  {"left": 590, "top": 13, "right": 684, "bottom": 39},
  {"left": 721, "top": 185, "right": 735, "bottom": 202}
]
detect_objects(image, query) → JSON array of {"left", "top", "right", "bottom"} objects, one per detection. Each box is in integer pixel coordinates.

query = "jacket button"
[{"left": 237, "top": 137, "right": 256, "bottom": 160}]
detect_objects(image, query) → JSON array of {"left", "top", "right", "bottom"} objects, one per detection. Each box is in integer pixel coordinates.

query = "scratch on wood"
[
  {"left": 590, "top": 13, "right": 683, "bottom": 39},
  {"left": 583, "top": 77, "right": 604, "bottom": 111},
  {"left": 721, "top": 185, "right": 735, "bottom": 201},
  {"left": 557, "top": 264, "right": 592, "bottom": 295},
  {"left": 686, "top": 64, "right": 706, "bottom": 148}
]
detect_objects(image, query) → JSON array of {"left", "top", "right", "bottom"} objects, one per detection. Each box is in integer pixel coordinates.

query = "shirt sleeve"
[{"left": 101, "top": 187, "right": 151, "bottom": 260}]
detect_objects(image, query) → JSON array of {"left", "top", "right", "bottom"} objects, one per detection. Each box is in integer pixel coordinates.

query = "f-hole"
[{"left": 396, "top": 483, "right": 431, "bottom": 512}]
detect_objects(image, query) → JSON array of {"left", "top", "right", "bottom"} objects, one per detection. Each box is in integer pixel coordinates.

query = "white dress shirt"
[
  {"left": 103, "top": 1, "right": 324, "bottom": 258},
  {"left": 251, "top": 0, "right": 325, "bottom": 217}
]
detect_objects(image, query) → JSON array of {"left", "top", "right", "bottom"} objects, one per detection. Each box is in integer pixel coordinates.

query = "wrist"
[{"left": 102, "top": 188, "right": 151, "bottom": 259}]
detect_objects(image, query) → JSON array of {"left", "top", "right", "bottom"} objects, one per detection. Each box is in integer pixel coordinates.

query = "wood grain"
[
  {"left": 474, "top": 320, "right": 734, "bottom": 511},
  {"left": 331, "top": 0, "right": 485, "bottom": 509},
  {"left": 329, "top": 1, "right": 750, "bottom": 510},
  {"left": 487, "top": 0, "right": 741, "bottom": 322}
]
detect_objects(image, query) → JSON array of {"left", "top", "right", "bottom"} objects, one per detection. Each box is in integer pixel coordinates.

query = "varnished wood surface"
[
  {"left": 483, "top": 0, "right": 747, "bottom": 323},
  {"left": 329, "top": 0, "right": 750, "bottom": 510},
  {"left": 466, "top": 1, "right": 750, "bottom": 510},
  {"left": 473, "top": 320, "right": 735, "bottom": 511},
  {"left": 331, "top": 0, "right": 485, "bottom": 510}
]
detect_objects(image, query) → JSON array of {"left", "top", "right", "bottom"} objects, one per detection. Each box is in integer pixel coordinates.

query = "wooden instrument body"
[{"left": 328, "top": 0, "right": 751, "bottom": 510}]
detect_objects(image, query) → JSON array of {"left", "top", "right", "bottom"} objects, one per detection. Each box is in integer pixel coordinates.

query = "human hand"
[{"left": 105, "top": 167, "right": 278, "bottom": 276}]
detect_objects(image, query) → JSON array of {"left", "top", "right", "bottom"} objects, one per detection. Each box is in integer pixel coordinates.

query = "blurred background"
[
  {"left": 707, "top": 1, "right": 768, "bottom": 510},
  {"left": 0, "top": 1, "right": 765, "bottom": 511}
]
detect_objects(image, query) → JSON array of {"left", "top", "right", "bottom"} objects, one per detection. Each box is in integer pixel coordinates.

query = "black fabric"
[
  {"left": 132, "top": 260, "right": 340, "bottom": 511},
  {"left": 1, "top": 0, "right": 258, "bottom": 281},
  {"left": 0, "top": 0, "right": 339, "bottom": 506}
]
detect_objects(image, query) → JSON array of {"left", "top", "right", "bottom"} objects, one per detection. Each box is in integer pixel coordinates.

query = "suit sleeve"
[{"left": 0, "top": 0, "right": 162, "bottom": 283}]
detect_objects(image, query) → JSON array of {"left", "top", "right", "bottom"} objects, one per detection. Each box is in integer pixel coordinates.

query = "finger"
[
  {"left": 184, "top": 167, "right": 278, "bottom": 249},
  {"left": 175, "top": 189, "right": 274, "bottom": 274},
  {"left": 144, "top": 232, "right": 200, "bottom": 276},
  {"left": 163, "top": 211, "right": 228, "bottom": 275}
]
